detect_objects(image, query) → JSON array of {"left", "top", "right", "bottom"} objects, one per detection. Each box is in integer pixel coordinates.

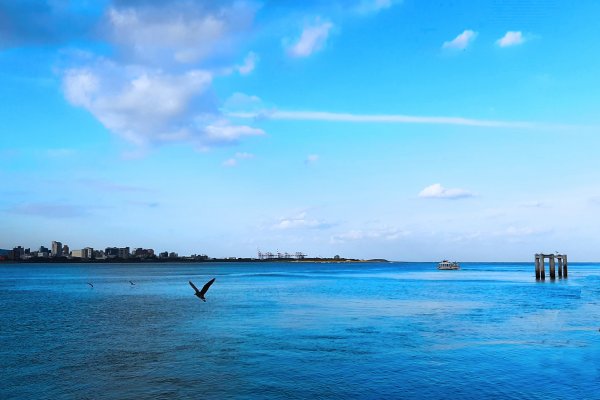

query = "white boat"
[{"left": 437, "top": 260, "right": 460, "bottom": 270}]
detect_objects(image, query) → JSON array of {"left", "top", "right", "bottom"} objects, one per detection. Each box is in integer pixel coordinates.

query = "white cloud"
[
  {"left": 442, "top": 30, "right": 477, "bottom": 50},
  {"left": 288, "top": 20, "right": 333, "bottom": 58},
  {"left": 64, "top": 65, "right": 210, "bottom": 146},
  {"left": 355, "top": 0, "right": 399, "bottom": 14},
  {"left": 63, "top": 60, "right": 264, "bottom": 148},
  {"left": 418, "top": 183, "right": 474, "bottom": 199},
  {"left": 204, "top": 121, "right": 264, "bottom": 144},
  {"left": 61, "top": 1, "right": 264, "bottom": 151},
  {"left": 237, "top": 52, "right": 258, "bottom": 75},
  {"left": 222, "top": 92, "right": 263, "bottom": 113},
  {"left": 63, "top": 68, "right": 99, "bottom": 107},
  {"left": 228, "top": 110, "right": 535, "bottom": 128},
  {"left": 496, "top": 31, "right": 525, "bottom": 47},
  {"left": 106, "top": 2, "right": 257, "bottom": 64},
  {"left": 273, "top": 212, "right": 330, "bottom": 230}
]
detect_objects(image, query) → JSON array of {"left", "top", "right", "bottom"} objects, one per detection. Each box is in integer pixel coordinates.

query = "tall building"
[
  {"left": 62, "top": 245, "right": 70, "bottom": 256},
  {"left": 37, "top": 246, "right": 50, "bottom": 258},
  {"left": 12, "top": 246, "right": 24, "bottom": 260},
  {"left": 105, "top": 247, "right": 130, "bottom": 259},
  {"left": 105, "top": 247, "right": 119, "bottom": 258},
  {"left": 133, "top": 248, "right": 154, "bottom": 258},
  {"left": 51, "top": 241, "right": 62, "bottom": 257},
  {"left": 118, "top": 247, "right": 130, "bottom": 259},
  {"left": 82, "top": 247, "right": 94, "bottom": 259}
]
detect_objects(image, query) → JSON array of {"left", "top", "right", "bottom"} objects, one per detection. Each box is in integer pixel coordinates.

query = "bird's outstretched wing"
[
  {"left": 189, "top": 280, "right": 200, "bottom": 294},
  {"left": 199, "top": 278, "right": 215, "bottom": 297}
]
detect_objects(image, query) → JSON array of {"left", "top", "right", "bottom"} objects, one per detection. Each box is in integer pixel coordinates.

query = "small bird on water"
[
  {"left": 129, "top": 281, "right": 135, "bottom": 286},
  {"left": 189, "top": 278, "right": 215, "bottom": 302},
  {"left": 87, "top": 282, "right": 93, "bottom": 288}
]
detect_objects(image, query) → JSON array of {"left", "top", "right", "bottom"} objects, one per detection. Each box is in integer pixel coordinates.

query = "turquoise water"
[{"left": 1, "top": 262, "right": 599, "bottom": 399}]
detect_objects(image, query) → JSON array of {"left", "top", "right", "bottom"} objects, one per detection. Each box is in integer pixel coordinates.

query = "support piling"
[
  {"left": 535, "top": 253, "right": 568, "bottom": 281},
  {"left": 558, "top": 257, "right": 563, "bottom": 278}
]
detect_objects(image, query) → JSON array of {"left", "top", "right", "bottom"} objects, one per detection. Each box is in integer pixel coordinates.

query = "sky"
[{"left": 2, "top": 0, "right": 600, "bottom": 261}]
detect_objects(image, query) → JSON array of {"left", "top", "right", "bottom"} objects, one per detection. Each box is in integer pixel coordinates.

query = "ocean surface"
[{"left": 1, "top": 262, "right": 599, "bottom": 399}]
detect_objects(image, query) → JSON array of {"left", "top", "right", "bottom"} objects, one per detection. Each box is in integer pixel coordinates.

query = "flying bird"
[
  {"left": 129, "top": 281, "right": 135, "bottom": 286},
  {"left": 189, "top": 278, "right": 215, "bottom": 302},
  {"left": 87, "top": 282, "right": 93, "bottom": 288}
]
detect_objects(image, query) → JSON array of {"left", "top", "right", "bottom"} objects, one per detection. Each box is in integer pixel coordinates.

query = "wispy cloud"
[
  {"left": 237, "top": 52, "right": 258, "bottom": 75},
  {"left": 520, "top": 200, "right": 543, "bottom": 208},
  {"left": 223, "top": 92, "right": 263, "bottom": 112},
  {"left": 272, "top": 212, "right": 332, "bottom": 230},
  {"left": 443, "top": 30, "right": 477, "bottom": 50},
  {"left": 229, "top": 110, "right": 535, "bottom": 128},
  {"left": 496, "top": 31, "right": 525, "bottom": 47},
  {"left": 204, "top": 122, "right": 264, "bottom": 144},
  {"left": 237, "top": 152, "right": 254, "bottom": 159},
  {"left": 418, "top": 183, "right": 474, "bottom": 199},
  {"left": 127, "top": 200, "right": 159, "bottom": 208},
  {"left": 6, "top": 203, "right": 91, "bottom": 218},
  {"left": 494, "top": 226, "right": 551, "bottom": 238},
  {"left": 85, "top": 179, "right": 152, "bottom": 193},
  {"left": 355, "top": 0, "right": 400, "bottom": 14},
  {"left": 305, "top": 154, "right": 319, "bottom": 165},
  {"left": 222, "top": 151, "right": 255, "bottom": 167},
  {"left": 589, "top": 196, "right": 600, "bottom": 205},
  {"left": 222, "top": 158, "right": 238, "bottom": 167},
  {"left": 288, "top": 20, "right": 333, "bottom": 58},
  {"left": 331, "top": 227, "right": 409, "bottom": 243}
]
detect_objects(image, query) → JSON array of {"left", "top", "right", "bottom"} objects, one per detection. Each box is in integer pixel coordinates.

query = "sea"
[{"left": 1, "top": 262, "right": 599, "bottom": 399}]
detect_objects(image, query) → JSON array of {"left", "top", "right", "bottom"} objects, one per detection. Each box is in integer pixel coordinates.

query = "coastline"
[{"left": 0, "top": 257, "right": 390, "bottom": 265}]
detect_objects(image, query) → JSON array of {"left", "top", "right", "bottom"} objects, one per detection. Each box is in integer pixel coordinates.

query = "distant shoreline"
[{"left": 0, "top": 257, "right": 390, "bottom": 265}]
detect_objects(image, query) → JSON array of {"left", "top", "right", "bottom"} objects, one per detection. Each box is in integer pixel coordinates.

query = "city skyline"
[
  {"left": 2, "top": 239, "right": 330, "bottom": 262},
  {"left": 2, "top": 1, "right": 600, "bottom": 261}
]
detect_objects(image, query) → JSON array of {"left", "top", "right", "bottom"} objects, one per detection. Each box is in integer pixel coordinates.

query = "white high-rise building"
[
  {"left": 82, "top": 247, "right": 94, "bottom": 259},
  {"left": 51, "top": 241, "right": 62, "bottom": 257}
]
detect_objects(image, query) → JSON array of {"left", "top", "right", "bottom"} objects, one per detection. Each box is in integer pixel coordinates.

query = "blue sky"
[{"left": 2, "top": 0, "right": 600, "bottom": 261}]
